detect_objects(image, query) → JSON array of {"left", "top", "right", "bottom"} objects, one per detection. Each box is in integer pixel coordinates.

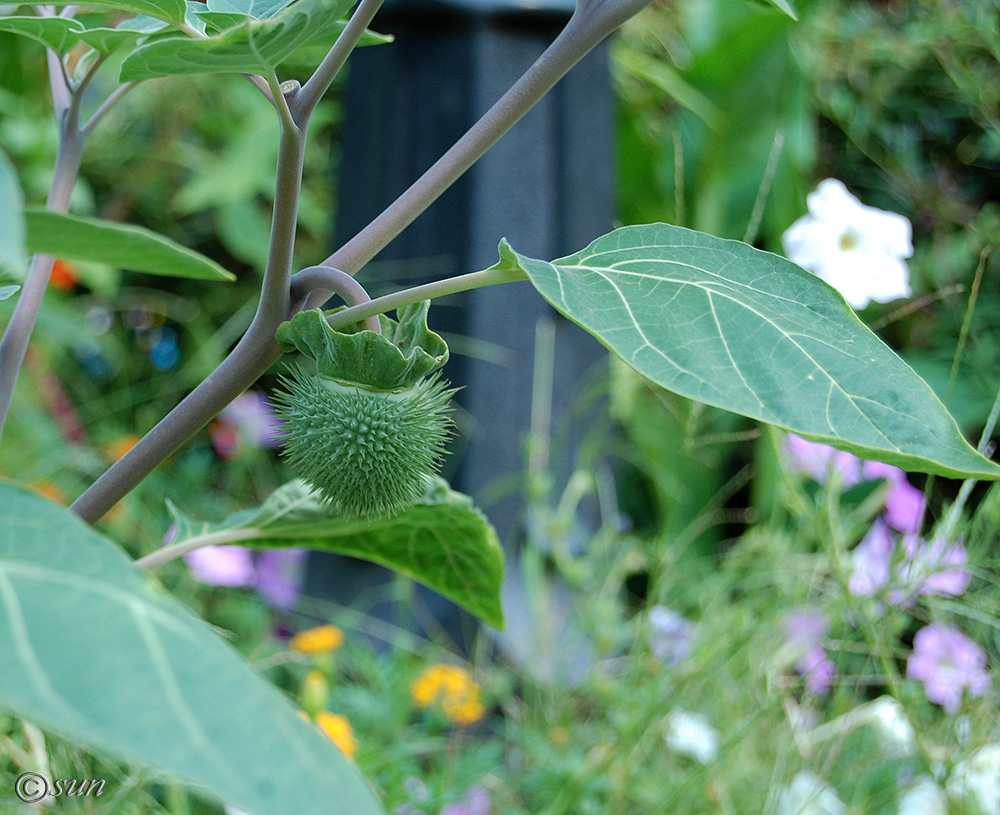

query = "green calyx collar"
[{"left": 276, "top": 301, "right": 449, "bottom": 391}]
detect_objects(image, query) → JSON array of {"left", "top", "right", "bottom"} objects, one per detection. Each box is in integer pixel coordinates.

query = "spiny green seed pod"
[
  {"left": 273, "top": 369, "right": 453, "bottom": 519},
  {"left": 273, "top": 301, "right": 455, "bottom": 519}
]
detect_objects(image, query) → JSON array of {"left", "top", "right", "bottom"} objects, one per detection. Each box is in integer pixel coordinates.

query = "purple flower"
[
  {"left": 646, "top": 605, "right": 695, "bottom": 666},
  {"left": 784, "top": 608, "right": 835, "bottom": 695},
  {"left": 183, "top": 545, "right": 256, "bottom": 587},
  {"left": 783, "top": 434, "right": 862, "bottom": 486},
  {"left": 213, "top": 391, "right": 284, "bottom": 458},
  {"left": 849, "top": 521, "right": 893, "bottom": 597},
  {"left": 254, "top": 548, "right": 307, "bottom": 611},
  {"left": 907, "top": 623, "right": 990, "bottom": 714},
  {"left": 224, "top": 391, "right": 283, "bottom": 448},
  {"left": 848, "top": 522, "right": 970, "bottom": 605},
  {"left": 440, "top": 786, "right": 491, "bottom": 815},
  {"left": 893, "top": 536, "right": 970, "bottom": 603},
  {"left": 861, "top": 460, "right": 904, "bottom": 482},
  {"left": 799, "top": 645, "right": 836, "bottom": 695}
]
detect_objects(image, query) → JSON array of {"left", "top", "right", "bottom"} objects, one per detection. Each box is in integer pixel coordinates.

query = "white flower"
[
  {"left": 776, "top": 771, "right": 846, "bottom": 815},
  {"left": 948, "top": 743, "right": 1000, "bottom": 814},
  {"left": 897, "top": 775, "right": 947, "bottom": 815},
  {"left": 664, "top": 709, "right": 720, "bottom": 764},
  {"left": 782, "top": 179, "right": 913, "bottom": 309},
  {"left": 865, "top": 696, "right": 917, "bottom": 758},
  {"left": 802, "top": 696, "right": 915, "bottom": 759}
]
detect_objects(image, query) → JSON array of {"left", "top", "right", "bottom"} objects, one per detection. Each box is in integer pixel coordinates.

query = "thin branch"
[
  {"left": 0, "top": 90, "right": 85, "bottom": 442},
  {"left": 45, "top": 47, "right": 70, "bottom": 117},
  {"left": 82, "top": 81, "right": 138, "bottom": 136},
  {"left": 262, "top": 68, "right": 296, "bottom": 134},
  {"left": 322, "top": 265, "right": 529, "bottom": 332},
  {"left": 134, "top": 528, "right": 263, "bottom": 570},
  {"left": 293, "top": 0, "right": 386, "bottom": 116},
  {"left": 289, "top": 265, "right": 381, "bottom": 333},
  {"left": 75, "top": 50, "right": 108, "bottom": 98},
  {"left": 72, "top": 89, "right": 310, "bottom": 523},
  {"left": 242, "top": 73, "right": 275, "bottom": 103}
]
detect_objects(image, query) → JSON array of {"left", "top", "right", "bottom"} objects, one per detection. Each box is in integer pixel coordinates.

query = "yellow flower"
[
  {"left": 104, "top": 434, "right": 141, "bottom": 463},
  {"left": 315, "top": 711, "right": 358, "bottom": 758},
  {"left": 291, "top": 625, "right": 344, "bottom": 654},
  {"left": 410, "top": 664, "right": 485, "bottom": 725}
]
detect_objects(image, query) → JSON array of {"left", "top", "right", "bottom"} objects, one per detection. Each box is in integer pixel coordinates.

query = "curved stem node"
[{"left": 289, "top": 265, "right": 382, "bottom": 334}]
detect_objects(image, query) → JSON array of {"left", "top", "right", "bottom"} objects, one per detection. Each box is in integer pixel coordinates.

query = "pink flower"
[
  {"left": 861, "top": 462, "right": 925, "bottom": 533},
  {"left": 893, "top": 536, "right": 970, "bottom": 603},
  {"left": 784, "top": 608, "right": 835, "bottom": 695},
  {"left": 907, "top": 623, "right": 990, "bottom": 714},
  {"left": 782, "top": 434, "right": 862, "bottom": 486},
  {"left": 183, "top": 545, "right": 256, "bottom": 587},
  {"left": 849, "top": 523, "right": 969, "bottom": 605},
  {"left": 849, "top": 521, "right": 893, "bottom": 597}
]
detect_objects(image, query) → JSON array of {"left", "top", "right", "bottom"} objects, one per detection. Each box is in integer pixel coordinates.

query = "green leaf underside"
[
  {"left": 207, "top": 0, "right": 293, "bottom": 20},
  {"left": 25, "top": 210, "right": 234, "bottom": 282},
  {"left": 0, "top": 483, "right": 384, "bottom": 815},
  {"left": 0, "top": 150, "right": 27, "bottom": 275},
  {"left": 169, "top": 479, "right": 505, "bottom": 629},
  {"left": 39, "top": 0, "right": 186, "bottom": 23},
  {"left": 196, "top": 10, "right": 254, "bottom": 32},
  {"left": 277, "top": 301, "right": 449, "bottom": 391},
  {"left": 0, "top": 17, "right": 86, "bottom": 54},
  {"left": 0, "top": 285, "right": 20, "bottom": 301},
  {"left": 120, "top": 0, "right": 390, "bottom": 80},
  {"left": 498, "top": 224, "right": 1000, "bottom": 480},
  {"left": 75, "top": 16, "right": 173, "bottom": 54}
]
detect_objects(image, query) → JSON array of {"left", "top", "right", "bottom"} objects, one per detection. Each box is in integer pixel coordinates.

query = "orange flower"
[
  {"left": 290, "top": 624, "right": 344, "bottom": 654},
  {"left": 49, "top": 259, "right": 78, "bottom": 289},
  {"left": 410, "top": 664, "right": 485, "bottom": 725},
  {"left": 314, "top": 711, "right": 358, "bottom": 758},
  {"left": 30, "top": 480, "right": 67, "bottom": 505},
  {"left": 104, "top": 434, "right": 141, "bottom": 463}
]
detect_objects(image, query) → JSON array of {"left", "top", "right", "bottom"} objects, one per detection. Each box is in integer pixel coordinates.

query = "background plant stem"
[{"left": 0, "top": 85, "right": 84, "bottom": 444}]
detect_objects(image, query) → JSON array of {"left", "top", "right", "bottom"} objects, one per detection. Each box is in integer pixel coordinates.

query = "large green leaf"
[
  {"left": 40, "top": 0, "right": 186, "bottom": 23},
  {"left": 0, "top": 17, "right": 86, "bottom": 54},
  {"left": 165, "top": 479, "right": 505, "bottom": 629},
  {"left": 25, "top": 210, "right": 234, "bottom": 281},
  {"left": 0, "top": 483, "right": 384, "bottom": 815},
  {"left": 496, "top": 223, "right": 1000, "bottom": 480},
  {"left": 0, "top": 150, "right": 26, "bottom": 276},
  {"left": 120, "top": 0, "right": 390, "bottom": 80}
]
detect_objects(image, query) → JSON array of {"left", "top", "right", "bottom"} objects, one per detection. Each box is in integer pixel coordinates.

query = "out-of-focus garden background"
[{"left": 2, "top": 0, "right": 1000, "bottom": 811}]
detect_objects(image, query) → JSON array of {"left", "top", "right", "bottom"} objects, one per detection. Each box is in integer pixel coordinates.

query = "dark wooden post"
[{"left": 303, "top": 0, "right": 614, "bottom": 644}]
